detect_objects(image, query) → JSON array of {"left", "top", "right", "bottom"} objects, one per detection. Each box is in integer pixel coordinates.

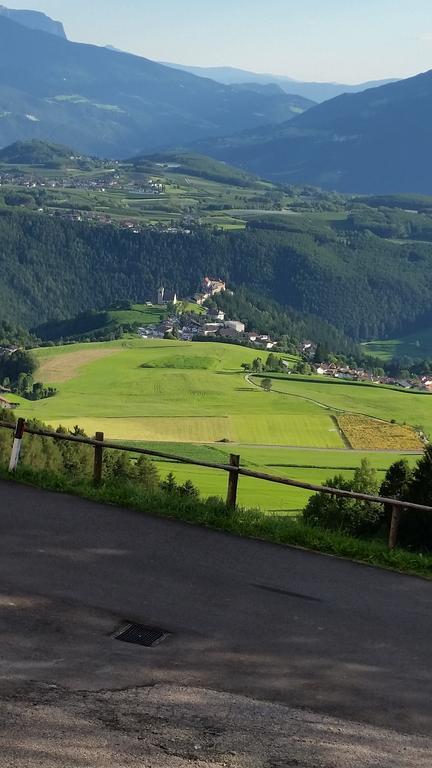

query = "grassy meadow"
[
  {"left": 257, "top": 375, "right": 432, "bottom": 436},
  {"left": 5, "top": 338, "right": 430, "bottom": 513},
  {"left": 362, "top": 325, "right": 432, "bottom": 361}
]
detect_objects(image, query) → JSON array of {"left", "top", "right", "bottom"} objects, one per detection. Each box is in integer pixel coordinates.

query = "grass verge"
[{"left": 3, "top": 465, "right": 432, "bottom": 580}]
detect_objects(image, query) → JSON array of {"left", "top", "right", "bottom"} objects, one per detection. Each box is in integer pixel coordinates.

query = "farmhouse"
[{"left": 203, "top": 323, "right": 223, "bottom": 336}]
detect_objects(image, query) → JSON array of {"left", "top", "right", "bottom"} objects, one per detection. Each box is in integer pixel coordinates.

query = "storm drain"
[{"left": 115, "top": 622, "right": 167, "bottom": 647}]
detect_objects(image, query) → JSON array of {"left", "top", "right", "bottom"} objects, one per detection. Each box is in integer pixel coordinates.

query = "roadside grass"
[{"left": 3, "top": 464, "right": 432, "bottom": 580}]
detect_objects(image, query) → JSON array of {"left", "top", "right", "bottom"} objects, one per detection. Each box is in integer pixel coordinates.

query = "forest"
[{"left": 2, "top": 209, "right": 432, "bottom": 344}]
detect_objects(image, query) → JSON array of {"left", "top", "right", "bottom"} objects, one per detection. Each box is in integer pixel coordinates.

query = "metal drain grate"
[{"left": 115, "top": 622, "right": 166, "bottom": 647}]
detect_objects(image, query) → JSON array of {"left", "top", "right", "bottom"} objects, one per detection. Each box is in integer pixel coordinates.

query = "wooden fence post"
[
  {"left": 226, "top": 454, "right": 240, "bottom": 510},
  {"left": 93, "top": 431, "right": 104, "bottom": 487},
  {"left": 8, "top": 418, "right": 25, "bottom": 472},
  {"left": 389, "top": 504, "right": 401, "bottom": 550}
]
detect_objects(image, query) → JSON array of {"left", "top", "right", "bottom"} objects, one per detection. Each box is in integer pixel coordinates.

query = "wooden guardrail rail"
[{"left": 1, "top": 417, "right": 431, "bottom": 550}]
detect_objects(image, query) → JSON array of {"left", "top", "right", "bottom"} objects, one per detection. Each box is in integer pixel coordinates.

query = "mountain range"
[
  {"left": 162, "top": 62, "right": 396, "bottom": 103},
  {"left": 0, "top": 7, "right": 430, "bottom": 194},
  {"left": 0, "top": 4, "right": 66, "bottom": 38},
  {"left": 196, "top": 69, "right": 432, "bottom": 194},
  {"left": 0, "top": 14, "right": 313, "bottom": 158}
]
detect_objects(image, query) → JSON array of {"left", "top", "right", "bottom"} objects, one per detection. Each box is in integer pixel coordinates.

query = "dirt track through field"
[{"left": 38, "top": 349, "right": 121, "bottom": 383}]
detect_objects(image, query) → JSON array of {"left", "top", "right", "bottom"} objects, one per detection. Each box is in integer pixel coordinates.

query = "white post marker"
[{"left": 9, "top": 418, "right": 25, "bottom": 472}]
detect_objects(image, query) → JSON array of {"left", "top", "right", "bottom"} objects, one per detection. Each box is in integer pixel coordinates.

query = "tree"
[
  {"left": 352, "top": 459, "right": 379, "bottom": 495},
  {"left": 294, "top": 361, "right": 312, "bottom": 375},
  {"left": 400, "top": 446, "right": 432, "bottom": 547},
  {"left": 380, "top": 459, "right": 413, "bottom": 502},
  {"left": 132, "top": 455, "right": 159, "bottom": 491},
  {"left": 161, "top": 472, "right": 177, "bottom": 493},
  {"left": 265, "top": 353, "right": 280, "bottom": 371},
  {"left": 180, "top": 479, "right": 199, "bottom": 499},
  {"left": 303, "top": 460, "right": 384, "bottom": 537},
  {"left": 252, "top": 358, "right": 263, "bottom": 373},
  {"left": 261, "top": 378, "right": 272, "bottom": 392}
]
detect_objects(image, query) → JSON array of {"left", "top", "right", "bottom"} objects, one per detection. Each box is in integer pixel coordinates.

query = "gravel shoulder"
[{"left": 2, "top": 683, "right": 431, "bottom": 768}]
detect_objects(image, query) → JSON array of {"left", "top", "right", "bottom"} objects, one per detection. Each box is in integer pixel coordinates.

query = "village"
[
  {"left": 137, "top": 281, "right": 432, "bottom": 393},
  {"left": 137, "top": 277, "right": 280, "bottom": 350},
  {"left": 312, "top": 361, "right": 432, "bottom": 393}
]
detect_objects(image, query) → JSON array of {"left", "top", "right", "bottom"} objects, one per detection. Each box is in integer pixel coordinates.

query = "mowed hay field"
[
  {"left": 338, "top": 414, "right": 423, "bottom": 451},
  {"left": 261, "top": 376, "right": 432, "bottom": 440},
  {"left": 17, "top": 340, "right": 342, "bottom": 448},
  {"left": 6, "top": 339, "right": 429, "bottom": 513}
]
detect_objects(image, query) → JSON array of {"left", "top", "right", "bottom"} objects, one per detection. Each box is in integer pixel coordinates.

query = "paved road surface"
[{"left": 1, "top": 479, "right": 432, "bottom": 754}]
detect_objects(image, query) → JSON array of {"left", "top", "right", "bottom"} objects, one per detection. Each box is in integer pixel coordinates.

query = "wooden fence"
[{"left": 1, "top": 417, "right": 431, "bottom": 551}]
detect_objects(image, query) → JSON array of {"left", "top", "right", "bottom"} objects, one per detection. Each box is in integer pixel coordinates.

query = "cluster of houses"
[
  {"left": 314, "top": 362, "right": 432, "bottom": 392},
  {"left": 0, "top": 169, "right": 121, "bottom": 193},
  {"left": 138, "top": 278, "right": 278, "bottom": 350}
]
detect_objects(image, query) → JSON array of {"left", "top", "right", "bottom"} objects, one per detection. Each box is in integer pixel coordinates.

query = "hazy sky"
[{"left": 7, "top": 0, "right": 432, "bottom": 83}]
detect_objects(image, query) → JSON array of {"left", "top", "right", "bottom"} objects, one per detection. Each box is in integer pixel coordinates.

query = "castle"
[{"left": 202, "top": 277, "right": 226, "bottom": 296}]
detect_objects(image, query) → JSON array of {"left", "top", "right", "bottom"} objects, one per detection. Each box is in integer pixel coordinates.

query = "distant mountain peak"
[{"left": 0, "top": 5, "right": 66, "bottom": 38}]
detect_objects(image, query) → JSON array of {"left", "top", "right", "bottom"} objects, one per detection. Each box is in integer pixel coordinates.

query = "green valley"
[{"left": 4, "top": 338, "right": 428, "bottom": 514}]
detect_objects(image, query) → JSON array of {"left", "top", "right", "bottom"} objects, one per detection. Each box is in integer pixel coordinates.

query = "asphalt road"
[{"left": 1, "top": 479, "right": 432, "bottom": 737}]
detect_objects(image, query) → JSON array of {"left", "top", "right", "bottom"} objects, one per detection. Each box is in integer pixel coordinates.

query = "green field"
[
  {"left": 4, "top": 339, "right": 427, "bottom": 513},
  {"left": 363, "top": 326, "right": 432, "bottom": 361},
  {"left": 15, "top": 340, "right": 336, "bottom": 446},
  {"left": 145, "top": 444, "right": 420, "bottom": 513},
  {"left": 258, "top": 375, "right": 432, "bottom": 436}
]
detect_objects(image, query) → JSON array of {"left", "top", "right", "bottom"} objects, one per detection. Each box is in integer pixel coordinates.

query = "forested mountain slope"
[
  {"left": 0, "top": 15, "right": 310, "bottom": 157},
  {"left": 2, "top": 210, "right": 432, "bottom": 343},
  {"left": 197, "top": 69, "right": 432, "bottom": 194}
]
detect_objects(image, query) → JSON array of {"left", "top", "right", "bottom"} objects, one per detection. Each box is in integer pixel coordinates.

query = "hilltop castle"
[{"left": 202, "top": 277, "right": 226, "bottom": 296}]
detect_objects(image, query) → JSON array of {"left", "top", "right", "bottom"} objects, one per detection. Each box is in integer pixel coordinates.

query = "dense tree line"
[
  {"left": 0, "top": 349, "right": 56, "bottom": 400},
  {"left": 303, "top": 450, "right": 432, "bottom": 550},
  {"left": 346, "top": 205, "right": 432, "bottom": 241},
  {"left": 0, "top": 320, "right": 37, "bottom": 348},
  {"left": 210, "top": 287, "right": 358, "bottom": 355},
  {"left": 3, "top": 209, "right": 432, "bottom": 343}
]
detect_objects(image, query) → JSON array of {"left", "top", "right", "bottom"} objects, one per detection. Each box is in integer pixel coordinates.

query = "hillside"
[
  {"left": 197, "top": 69, "right": 432, "bottom": 194},
  {"left": 3, "top": 207, "right": 432, "bottom": 345},
  {"left": 0, "top": 140, "right": 296, "bottom": 230},
  {"left": 0, "top": 5, "right": 66, "bottom": 37},
  {"left": 0, "top": 15, "right": 313, "bottom": 158},
  {"left": 163, "top": 62, "right": 395, "bottom": 103},
  {"left": 0, "top": 139, "right": 81, "bottom": 166},
  {"left": 130, "top": 151, "right": 260, "bottom": 187}
]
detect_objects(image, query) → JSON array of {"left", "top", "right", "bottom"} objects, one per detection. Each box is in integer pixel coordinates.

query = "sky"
[{"left": 6, "top": 0, "right": 432, "bottom": 83}]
